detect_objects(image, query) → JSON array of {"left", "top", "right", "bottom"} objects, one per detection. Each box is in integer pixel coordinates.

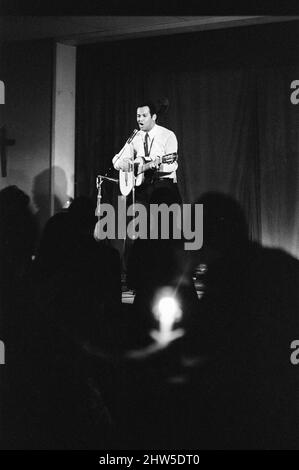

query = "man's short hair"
[{"left": 137, "top": 100, "right": 157, "bottom": 116}]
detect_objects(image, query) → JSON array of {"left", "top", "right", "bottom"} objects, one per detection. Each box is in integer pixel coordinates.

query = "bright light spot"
[
  {"left": 151, "top": 288, "right": 184, "bottom": 345},
  {"left": 158, "top": 296, "right": 177, "bottom": 315},
  {"left": 157, "top": 297, "right": 178, "bottom": 326},
  {"left": 153, "top": 288, "right": 182, "bottom": 331}
]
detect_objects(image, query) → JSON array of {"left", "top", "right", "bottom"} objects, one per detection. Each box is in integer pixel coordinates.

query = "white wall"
[
  {"left": 51, "top": 43, "right": 76, "bottom": 213},
  {"left": 0, "top": 40, "right": 53, "bottom": 230}
]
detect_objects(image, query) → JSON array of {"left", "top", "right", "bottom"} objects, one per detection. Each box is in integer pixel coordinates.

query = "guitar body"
[
  {"left": 119, "top": 157, "right": 146, "bottom": 195},
  {"left": 119, "top": 153, "right": 177, "bottom": 196},
  {"left": 119, "top": 167, "right": 134, "bottom": 196}
]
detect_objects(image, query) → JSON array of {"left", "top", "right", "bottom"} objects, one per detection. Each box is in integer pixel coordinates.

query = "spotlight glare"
[
  {"left": 158, "top": 296, "right": 178, "bottom": 321},
  {"left": 152, "top": 288, "right": 183, "bottom": 346}
]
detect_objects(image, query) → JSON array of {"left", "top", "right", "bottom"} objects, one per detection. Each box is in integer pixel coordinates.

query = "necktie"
[{"left": 144, "top": 132, "right": 149, "bottom": 157}]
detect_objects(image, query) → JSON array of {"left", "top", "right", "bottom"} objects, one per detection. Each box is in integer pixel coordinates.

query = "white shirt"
[{"left": 113, "top": 124, "right": 178, "bottom": 181}]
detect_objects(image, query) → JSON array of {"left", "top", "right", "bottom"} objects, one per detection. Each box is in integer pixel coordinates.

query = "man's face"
[{"left": 137, "top": 106, "right": 156, "bottom": 132}]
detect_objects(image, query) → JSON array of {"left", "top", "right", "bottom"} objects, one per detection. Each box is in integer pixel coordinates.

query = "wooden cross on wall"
[{"left": 0, "top": 126, "right": 15, "bottom": 177}]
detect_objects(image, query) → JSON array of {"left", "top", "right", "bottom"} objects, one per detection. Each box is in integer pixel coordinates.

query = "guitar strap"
[{"left": 144, "top": 136, "right": 155, "bottom": 160}]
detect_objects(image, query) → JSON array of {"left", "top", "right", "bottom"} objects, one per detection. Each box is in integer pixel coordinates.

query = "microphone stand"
[
  {"left": 95, "top": 175, "right": 103, "bottom": 240},
  {"left": 114, "top": 129, "right": 138, "bottom": 271},
  {"left": 131, "top": 153, "right": 136, "bottom": 242},
  {"left": 95, "top": 175, "right": 118, "bottom": 238},
  {"left": 113, "top": 129, "right": 138, "bottom": 167},
  {"left": 118, "top": 129, "right": 138, "bottom": 243},
  {"left": 95, "top": 128, "right": 137, "bottom": 227},
  {"left": 96, "top": 129, "right": 138, "bottom": 273}
]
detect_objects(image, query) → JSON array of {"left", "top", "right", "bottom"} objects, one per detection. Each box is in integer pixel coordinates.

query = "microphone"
[
  {"left": 126, "top": 129, "right": 138, "bottom": 144},
  {"left": 113, "top": 129, "right": 138, "bottom": 167}
]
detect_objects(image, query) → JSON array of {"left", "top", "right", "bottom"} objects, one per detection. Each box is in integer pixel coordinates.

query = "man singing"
[{"left": 112, "top": 100, "right": 181, "bottom": 203}]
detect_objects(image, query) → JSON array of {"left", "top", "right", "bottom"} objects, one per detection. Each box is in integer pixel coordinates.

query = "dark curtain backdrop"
[{"left": 76, "top": 21, "right": 299, "bottom": 259}]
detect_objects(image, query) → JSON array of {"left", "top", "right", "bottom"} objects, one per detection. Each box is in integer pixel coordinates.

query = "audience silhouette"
[
  {"left": 98, "top": 191, "right": 299, "bottom": 449},
  {"left": 1, "top": 189, "right": 121, "bottom": 449},
  {"left": 182, "top": 192, "right": 299, "bottom": 449},
  {"left": 1, "top": 186, "right": 298, "bottom": 449}
]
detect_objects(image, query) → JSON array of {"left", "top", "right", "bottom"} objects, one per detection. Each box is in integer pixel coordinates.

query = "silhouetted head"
[
  {"left": 38, "top": 211, "right": 72, "bottom": 252},
  {"left": 0, "top": 185, "right": 30, "bottom": 215},
  {"left": 68, "top": 196, "right": 97, "bottom": 234},
  {"left": 0, "top": 185, "right": 37, "bottom": 276},
  {"left": 34, "top": 211, "right": 75, "bottom": 275},
  {"left": 197, "top": 192, "right": 249, "bottom": 256}
]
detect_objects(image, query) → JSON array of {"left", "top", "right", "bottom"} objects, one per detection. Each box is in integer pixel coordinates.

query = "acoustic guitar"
[{"left": 119, "top": 153, "right": 178, "bottom": 196}]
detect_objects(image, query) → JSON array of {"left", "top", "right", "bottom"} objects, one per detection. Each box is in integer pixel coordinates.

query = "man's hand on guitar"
[
  {"left": 118, "top": 159, "right": 131, "bottom": 172},
  {"left": 149, "top": 156, "right": 161, "bottom": 169}
]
